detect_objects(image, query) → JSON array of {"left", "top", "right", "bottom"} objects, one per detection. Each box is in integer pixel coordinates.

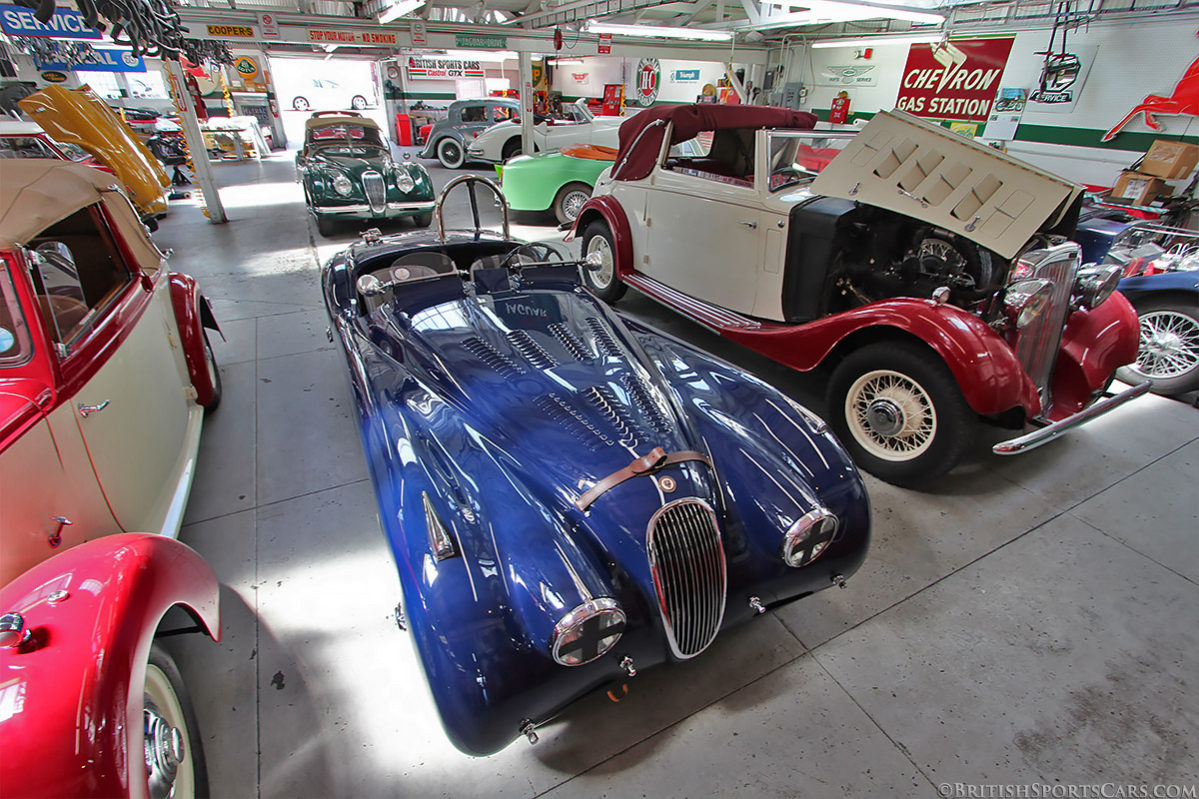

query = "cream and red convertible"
[{"left": 0, "top": 159, "right": 221, "bottom": 798}]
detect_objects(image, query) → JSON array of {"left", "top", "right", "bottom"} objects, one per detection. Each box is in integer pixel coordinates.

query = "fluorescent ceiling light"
[
  {"left": 811, "top": 33, "right": 943, "bottom": 48},
  {"left": 379, "top": 0, "right": 424, "bottom": 23},
  {"left": 743, "top": 0, "right": 943, "bottom": 30},
  {"left": 585, "top": 21, "right": 733, "bottom": 41}
]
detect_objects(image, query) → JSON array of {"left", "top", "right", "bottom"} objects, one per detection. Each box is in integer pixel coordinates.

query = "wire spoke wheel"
[
  {"left": 1135, "top": 309, "right": 1199, "bottom": 379},
  {"left": 845, "top": 369, "right": 938, "bottom": 460}
]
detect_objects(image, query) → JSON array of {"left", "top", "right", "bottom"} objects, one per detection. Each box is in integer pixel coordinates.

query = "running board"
[{"left": 623, "top": 273, "right": 764, "bottom": 334}]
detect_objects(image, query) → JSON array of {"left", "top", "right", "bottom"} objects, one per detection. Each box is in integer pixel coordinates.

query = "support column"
[
  {"left": 163, "top": 59, "right": 227, "bottom": 224},
  {"left": 258, "top": 51, "right": 287, "bottom": 150},
  {"left": 518, "top": 52, "right": 534, "bottom": 157}
]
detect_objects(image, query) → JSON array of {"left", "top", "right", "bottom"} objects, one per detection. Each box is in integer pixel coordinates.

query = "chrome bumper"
[
  {"left": 314, "top": 201, "right": 435, "bottom": 216},
  {"left": 992, "top": 380, "right": 1152, "bottom": 455}
]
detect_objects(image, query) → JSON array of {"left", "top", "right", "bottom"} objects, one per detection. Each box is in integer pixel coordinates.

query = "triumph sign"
[{"left": 895, "top": 38, "right": 1014, "bottom": 122}]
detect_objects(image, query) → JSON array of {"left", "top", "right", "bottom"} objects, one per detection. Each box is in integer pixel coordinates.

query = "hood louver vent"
[
  {"left": 550, "top": 323, "right": 592, "bottom": 362},
  {"left": 620, "top": 373, "right": 671, "bottom": 435},
  {"left": 534, "top": 392, "right": 612, "bottom": 451},
  {"left": 463, "top": 337, "right": 525, "bottom": 379},
  {"left": 506, "top": 330, "right": 557, "bottom": 370},
  {"left": 585, "top": 317, "right": 623, "bottom": 359},
  {"left": 583, "top": 385, "right": 643, "bottom": 448}
]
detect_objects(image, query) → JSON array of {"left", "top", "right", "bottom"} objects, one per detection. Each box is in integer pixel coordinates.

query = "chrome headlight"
[
  {"left": 1004, "top": 278, "right": 1054, "bottom": 329},
  {"left": 550, "top": 598, "right": 626, "bottom": 666},
  {"left": 333, "top": 173, "right": 353, "bottom": 196},
  {"left": 781, "top": 507, "right": 838, "bottom": 568},
  {"left": 395, "top": 168, "right": 415, "bottom": 193},
  {"left": 1072, "top": 263, "right": 1122, "bottom": 310}
]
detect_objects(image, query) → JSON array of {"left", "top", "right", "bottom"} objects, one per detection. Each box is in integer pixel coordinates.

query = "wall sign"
[
  {"left": 40, "top": 70, "right": 68, "bottom": 83},
  {"left": 673, "top": 69, "right": 700, "bottom": 82},
  {"left": 822, "top": 65, "right": 877, "bottom": 87},
  {"left": 457, "top": 34, "right": 506, "bottom": 48},
  {"left": 36, "top": 47, "right": 146, "bottom": 73},
  {"left": 406, "top": 57, "right": 484, "bottom": 79},
  {"left": 411, "top": 20, "right": 427, "bottom": 47},
  {"left": 207, "top": 24, "right": 255, "bottom": 38},
  {"left": 0, "top": 4, "right": 102, "bottom": 39},
  {"left": 635, "top": 57, "right": 660, "bottom": 106},
  {"left": 308, "top": 28, "right": 397, "bottom": 45},
  {"left": 895, "top": 38, "right": 1015, "bottom": 122},
  {"left": 597, "top": 33, "right": 611, "bottom": 55},
  {"left": 257, "top": 12, "right": 279, "bottom": 39}
]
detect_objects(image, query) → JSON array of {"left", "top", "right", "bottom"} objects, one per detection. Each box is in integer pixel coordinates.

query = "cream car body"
[{"left": 466, "top": 100, "right": 625, "bottom": 164}]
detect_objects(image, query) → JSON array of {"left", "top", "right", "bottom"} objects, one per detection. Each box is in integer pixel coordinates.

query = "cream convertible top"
[
  {"left": 0, "top": 159, "right": 162, "bottom": 269},
  {"left": 304, "top": 113, "right": 380, "bottom": 131}
]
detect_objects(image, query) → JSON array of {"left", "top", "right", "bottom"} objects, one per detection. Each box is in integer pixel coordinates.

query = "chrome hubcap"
[
  {"left": 144, "top": 700, "right": 185, "bottom": 799},
  {"left": 562, "top": 191, "right": 588, "bottom": 221},
  {"left": 586, "top": 236, "right": 614, "bottom": 289},
  {"left": 865, "top": 398, "right": 905, "bottom": 437},
  {"left": 1136, "top": 310, "right": 1199, "bottom": 379}
]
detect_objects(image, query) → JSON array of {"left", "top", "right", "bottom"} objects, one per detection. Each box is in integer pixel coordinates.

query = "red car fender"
[
  {"left": 168, "top": 272, "right": 219, "bottom": 407},
  {"left": 724, "top": 298, "right": 1042, "bottom": 418},
  {"left": 571, "top": 196, "right": 634, "bottom": 280},
  {"left": 1050, "top": 290, "right": 1140, "bottom": 419},
  {"left": 0, "top": 534, "right": 219, "bottom": 799}
]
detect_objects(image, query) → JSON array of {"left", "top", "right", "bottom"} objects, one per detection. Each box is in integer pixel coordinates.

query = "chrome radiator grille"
[
  {"left": 1014, "top": 248, "right": 1079, "bottom": 409},
  {"left": 646, "top": 499, "right": 726, "bottom": 659},
  {"left": 362, "top": 171, "right": 386, "bottom": 213}
]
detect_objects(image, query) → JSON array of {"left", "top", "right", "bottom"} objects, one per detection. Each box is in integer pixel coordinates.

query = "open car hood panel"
[{"left": 811, "top": 110, "right": 1082, "bottom": 260}]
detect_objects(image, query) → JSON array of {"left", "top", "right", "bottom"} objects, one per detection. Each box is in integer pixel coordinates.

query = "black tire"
[
  {"left": 292, "top": 96, "right": 309, "bottom": 111},
  {"left": 436, "top": 138, "right": 465, "bottom": 169},
  {"left": 580, "top": 219, "right": 626, "bottom": 303},
  {"left": 412, "top": 212, "right": 433, "bottom": 228},
  {"left": 501, "top": 138, "right": 523, "bottom": 162},
  {"left": 351, "top": 95, "right": 367, "bottom": 110},
  {"left": 553, "top": 182, "right": 592, "bottom": 226},
  {"left": 144, "top": 644, "right": 209, "bottom": 799},
  {"left": 826, "top": 341, "right": 974, "bottom": 487},
  {"left": 202, "top": 331, "right": 221, "bottom": 414},
  {"left": 1115, "top": 296, "right": 1199, "bottom": 397},
  {"left": 316, "top": 215, "right": 337, "bottom": 237}
]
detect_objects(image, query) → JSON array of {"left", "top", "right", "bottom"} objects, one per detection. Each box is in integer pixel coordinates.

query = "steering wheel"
[{"left": 499, "top": 242, "right": 561, "bottom": 270}]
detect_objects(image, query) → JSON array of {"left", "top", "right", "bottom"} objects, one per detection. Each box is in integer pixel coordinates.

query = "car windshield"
[
  {"left": 766, "top": 130, "right": 854, "bottom": 192},
  {"left": 0, "top": 135, "right": 59, "bottom": 159},
  {"left": 308, "top": 124, "right": 385, "bottom": 154},
  {"left": 0, "top": 261, "right": 32, "bottom": 367}
]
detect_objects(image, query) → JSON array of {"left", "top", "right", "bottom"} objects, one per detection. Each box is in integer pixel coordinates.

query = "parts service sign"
[{"left": 895, "top": 38, "right": 1014, "bottom": 122}]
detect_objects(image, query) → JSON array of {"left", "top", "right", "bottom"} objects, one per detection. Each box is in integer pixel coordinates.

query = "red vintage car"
[
  {"left": 572, "top": 105, "right": 1147, "bottom": 486},
  {"left": 0, "top": 159, "right": 221, "bottom": 798}
]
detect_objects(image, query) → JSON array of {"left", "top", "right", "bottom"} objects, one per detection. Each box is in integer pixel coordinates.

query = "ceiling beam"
[
  {"left": 676, "top": 0, "right": 716, "bottom": 24},
  {"left": 508, "top": 0, "right": 685, "bottom": 28}
]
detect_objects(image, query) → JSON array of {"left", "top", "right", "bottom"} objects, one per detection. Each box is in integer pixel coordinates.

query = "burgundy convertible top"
[{"left": 611, "top": 104, "right": 818, "bottom": 181}]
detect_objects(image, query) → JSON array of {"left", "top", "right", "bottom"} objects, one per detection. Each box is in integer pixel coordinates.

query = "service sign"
[
  {"left": 36, "top": 47, "right": 146, "bottom": 73},
  {"left": 0, "top": 4, "right": 102, "bottom": 39},
  {"left": 895, "top": 38, "right": 1014, "bottom": 122},
  {"left": 823, "top": 65, "right": 878, "bottom": 87},
  {"left": 405, "top": 57, "right": 484, "bottom": 80}
]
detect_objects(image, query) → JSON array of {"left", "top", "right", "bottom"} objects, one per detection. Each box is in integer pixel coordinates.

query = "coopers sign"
[{"left": 895, "top": 38, "right": 1014, "bottom": 122}]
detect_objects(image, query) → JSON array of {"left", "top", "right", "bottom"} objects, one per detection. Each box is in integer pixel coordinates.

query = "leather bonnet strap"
[{"left": 575, "top": 446, "right": 712, "bottom": 512}]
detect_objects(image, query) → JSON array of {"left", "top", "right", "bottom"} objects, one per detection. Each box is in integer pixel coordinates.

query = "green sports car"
[
  {"left": 497, "top": 145, "right": 616, "bottom": 225},
  {"left": 297, "top": 112, "right": 435, "bottom": 237}
]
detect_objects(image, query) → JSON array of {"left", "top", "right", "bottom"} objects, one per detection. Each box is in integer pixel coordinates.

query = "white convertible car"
[{"left": 465, "top": 99, "right": 625, "bottom": 165}]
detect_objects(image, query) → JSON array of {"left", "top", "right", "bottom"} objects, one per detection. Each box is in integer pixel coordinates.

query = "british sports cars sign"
[{"left": 895, "top": 38, "right": 1014, "bottom": 122}]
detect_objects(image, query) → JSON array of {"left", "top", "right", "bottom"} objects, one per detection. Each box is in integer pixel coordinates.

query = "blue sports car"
[{"left": 321, "top": 177, "right": 872, "bottom": 755}]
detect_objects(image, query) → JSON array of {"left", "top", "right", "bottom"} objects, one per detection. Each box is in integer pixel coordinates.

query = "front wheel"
[
  {"left": 411, "top": 211, "right": 433, "bottom": 228},
  {"left": 436, "top": 138, "right": 465, "bottom": 169},
  {"left": 580, "top": 219, "right": 626, "bottom": 303},
  {"left": 827, "top": 341, "right": 974, "bottom": 487},
  {"left": 316, "top": 215, "right": 337, "bottom": 237},
  {"left": 351, "top": 95, "right": 367, "bottom": 110},
  {"left": 501, "top": 138, "right": 523, "bottom": 162},
  {"left": 144, "top": 644, "right": 209, "bottom": 799},
  {"left": 1115, "top": 297, "right": 1199, "bottom": 396},
  {"left": 201, "top": 331, "right": 221, "bottom": 413},
  {"left": 553, "top": 182, "right": 591, "bottom": 225}
]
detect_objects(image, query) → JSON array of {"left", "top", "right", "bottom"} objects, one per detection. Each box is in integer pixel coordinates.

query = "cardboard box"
[
  {"left": 1111, "top": 170, "right": 1169, "bottom": 206},
  {"left": 1140, "top": 139, "right": 1199, "bottom": 179}
]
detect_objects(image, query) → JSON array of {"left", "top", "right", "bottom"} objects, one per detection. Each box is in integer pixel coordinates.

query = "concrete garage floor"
[{"left": 156, "top": 148, "right": 1199, "bottom": 798}]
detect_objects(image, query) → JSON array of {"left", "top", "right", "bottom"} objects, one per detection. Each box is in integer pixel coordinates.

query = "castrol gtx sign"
[{"left": 895, "top": 38, "right": 1014, "bottom": 122}]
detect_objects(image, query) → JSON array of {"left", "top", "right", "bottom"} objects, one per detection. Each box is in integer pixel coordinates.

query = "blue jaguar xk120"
[{"left": 321, "top": 177, "right": 872, "bottom": 755}]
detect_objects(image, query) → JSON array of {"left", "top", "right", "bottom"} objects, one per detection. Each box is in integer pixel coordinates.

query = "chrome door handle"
[
  {"left": 78, "top": 400, "right": 110, "bottom": 418},
  {"left": 739, "top": 221, "right": 757, "bottom": 229}
]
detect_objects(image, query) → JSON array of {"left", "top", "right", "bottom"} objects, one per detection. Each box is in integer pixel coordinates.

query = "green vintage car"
[
  {"left": 297, "top": 112, "right": 435, "bottom": 237},
  {"left": 497, "top": 145, "right": 616, "bottom": 225}
]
